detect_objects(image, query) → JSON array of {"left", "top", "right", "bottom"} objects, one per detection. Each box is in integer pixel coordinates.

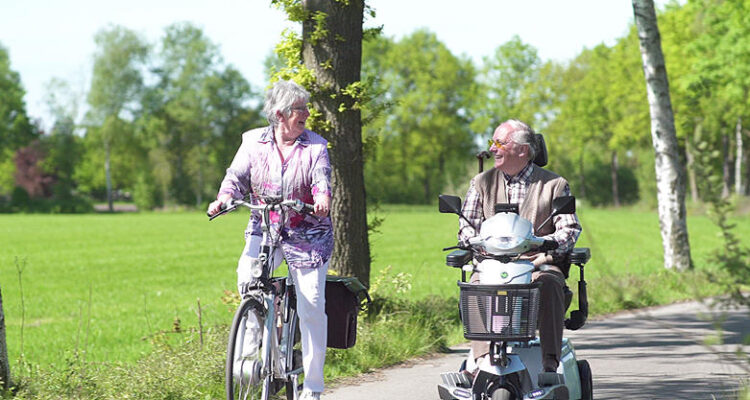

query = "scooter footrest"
[
  {"left": 537, "top": 372, "right": 565, "bottom": 387},
  {"left": 441, "top": 371, "right": 472, "bottom": 388}
]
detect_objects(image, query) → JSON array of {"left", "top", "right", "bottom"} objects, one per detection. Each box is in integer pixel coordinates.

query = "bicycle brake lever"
[{"left": 207, "top": 200, "right": 239, "bottom": 221}]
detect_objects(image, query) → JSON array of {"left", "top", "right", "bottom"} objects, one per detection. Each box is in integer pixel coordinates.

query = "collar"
[
  {"left": 503, "top": 162, "right": 533, "bottom": 184},
  {"left": 259, "top": 125, "right": 311, "bottom": 146}
]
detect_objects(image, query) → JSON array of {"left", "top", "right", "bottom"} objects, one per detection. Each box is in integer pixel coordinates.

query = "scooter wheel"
[
  {"left": 490, "top": 388, "right": 512, "bottom": 400},
  {"left": 577, "top": 360, "right": 593, "bottom": 400}
]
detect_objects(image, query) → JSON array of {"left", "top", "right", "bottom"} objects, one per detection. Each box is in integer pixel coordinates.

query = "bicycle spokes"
[{"left": 229, "top": 302, "right": 270, "bottom": 400}]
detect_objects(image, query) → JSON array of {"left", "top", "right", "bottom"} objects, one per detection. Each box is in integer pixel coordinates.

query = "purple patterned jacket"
[{"left": 218, "top": 126, "right": 334, "bottom": 269}]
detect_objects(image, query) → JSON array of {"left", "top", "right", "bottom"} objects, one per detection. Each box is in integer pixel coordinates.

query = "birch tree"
[
  {"left": 87, "top": 26, "right": 148, "bottom": 212},
  {"left": 736, "top": 117, "right": 745, "bottom": 195},
  {"left": 632, "top": 0, "right": 692, "bottom": 270}
]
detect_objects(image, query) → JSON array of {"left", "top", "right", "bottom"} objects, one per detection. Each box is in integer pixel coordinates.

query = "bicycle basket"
[{"left": 458, "top": 282, "right": 541, "bottom": 341}]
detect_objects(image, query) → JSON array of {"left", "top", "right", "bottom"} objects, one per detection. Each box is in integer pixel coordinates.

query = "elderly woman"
[{"left": 207, "top": 79, "right": 333, "bottom": 400}]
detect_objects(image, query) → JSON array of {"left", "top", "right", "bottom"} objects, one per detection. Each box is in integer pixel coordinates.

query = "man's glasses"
[
  {"left": 488, "top": 138, "right": 511, "bottom": 149},
  {"left": 290, "top": 105, "right": 309, "bottom": 113}
]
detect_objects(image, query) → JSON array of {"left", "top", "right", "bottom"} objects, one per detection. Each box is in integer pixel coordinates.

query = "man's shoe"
[{"left": 299, "top": 390, "right": 321, "bottom": 400}]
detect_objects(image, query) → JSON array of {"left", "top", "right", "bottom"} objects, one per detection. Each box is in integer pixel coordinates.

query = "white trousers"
[{"left": 237, "top": 235, "right": 328, "bottom": 393}]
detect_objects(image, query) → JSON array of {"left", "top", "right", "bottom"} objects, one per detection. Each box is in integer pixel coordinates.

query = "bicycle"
[{"left": 209, "top": 197, "right": 316, "bottom": 400}]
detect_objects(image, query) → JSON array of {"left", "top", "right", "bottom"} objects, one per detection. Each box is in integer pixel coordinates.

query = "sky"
[{"left": 0, "top": 0, "right": 675, "bottom": 131}]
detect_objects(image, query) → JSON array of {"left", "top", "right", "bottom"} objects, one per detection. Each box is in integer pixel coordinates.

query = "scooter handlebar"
[{"left": 539, "top": 239, "right": 559, "bottom": 252}]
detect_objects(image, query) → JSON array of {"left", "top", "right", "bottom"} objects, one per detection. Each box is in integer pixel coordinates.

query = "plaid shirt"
[{"left": 459, "top": 163, "right": 581, "bottom": 255}]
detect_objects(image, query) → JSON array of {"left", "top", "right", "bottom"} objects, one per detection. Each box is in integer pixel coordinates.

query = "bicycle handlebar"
[{"left": 207, "top": 198, "right": 315, "bottom": 221}]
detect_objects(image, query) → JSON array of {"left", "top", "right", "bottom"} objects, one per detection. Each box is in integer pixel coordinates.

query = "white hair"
[
  {"left": 502, "top": 119, "right": 537, "bottom": 161},
  {"left": 263, "top": 80, "right": 310, "bottom": 125}
]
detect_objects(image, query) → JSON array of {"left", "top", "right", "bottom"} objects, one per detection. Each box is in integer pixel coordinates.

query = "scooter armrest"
[
  {"left": 569, "top": 248, "right": 590, "bottom": 265},
  {"left": 446, "top": 249, "right": 472, "bottom": 267}
]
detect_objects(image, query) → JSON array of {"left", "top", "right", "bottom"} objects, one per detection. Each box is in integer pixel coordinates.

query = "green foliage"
[
  {"left": 326, "top": 293, "right": 462, "bottom": 378},
  {"left": 0, "top": 42, "right": 38, "bottom": 159},
  {"left": 270, "top": 0, "right": 375, "bottom": 138},
  {"left": 7, "top": 275, "right": 457, "bottom": 399},
  {"left": 544, "top": 35, "right": 650, "bottom": 206},
  {"left": 132, "top": 170, "right": 162, "bottom": 210},
  {"left": 572, "top": 153, "right": 640, "bottom": 207},
  {"left": 9, "top": 329, "right": 226, "bottom": 399},
  {"left": 693, "top": 139, "right": 750, "bottom": 309},
  {"left": 473, "top": 35, "right": 551, "bottom": 135},
  {"left": 8, "top": 186, "right": 29, "bottom": 211},
  {"left": 87, "top": 26, "right": 149, "bottom": 120},
  {"left": 0, "top": 148, "right": 16, "bottom": 197},
  {"left": 81, "top": 26, "right": 149, "bottom": 205},
  {"left": 9, "top": 0, "right": 750, "bottom": 211},
  {"left": 361, "top": 30, "right": 478, "bottom": 204},
  {"left": 73, "top": 23, "right": 262, "bottom": 209}
]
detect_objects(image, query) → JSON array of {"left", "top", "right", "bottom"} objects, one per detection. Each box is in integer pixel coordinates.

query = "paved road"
[{"left": 322, "top": 301, "right": 749, "bottom": 400}]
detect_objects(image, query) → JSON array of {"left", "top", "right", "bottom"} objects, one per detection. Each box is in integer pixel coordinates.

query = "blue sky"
[{"left": 0, "top": 0, "right": 676, "bottom": 130}]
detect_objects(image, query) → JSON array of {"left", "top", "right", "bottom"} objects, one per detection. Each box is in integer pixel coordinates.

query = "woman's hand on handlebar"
[
  {"left": 313, "top": 195, "right": 330, "bottom": 218},
  {"left": 207, "top": 194, "right": 233, "bottom": 217}
]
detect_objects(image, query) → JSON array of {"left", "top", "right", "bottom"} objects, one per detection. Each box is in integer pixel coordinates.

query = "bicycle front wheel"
[
  {"left": 282, "top": 303, "right": 303, "bottom": 400},
  {"left": 226, "top": 298, "right": 269, "bottom": 400}
]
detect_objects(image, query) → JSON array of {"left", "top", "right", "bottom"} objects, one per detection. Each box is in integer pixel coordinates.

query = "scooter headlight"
[{"left": 485, "top": 236, "right": 523, "bottom": 252}]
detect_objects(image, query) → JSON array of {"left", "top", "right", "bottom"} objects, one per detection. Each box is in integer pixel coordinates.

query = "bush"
[
  {"left": 133, "top": 172, "right": 162, "bottom": 211},
  {"left": 9, "top": 186, "right": 30, "bottom": 212},
  {"left": 1, "top": 185, "right": 93, "bottom": 214}
]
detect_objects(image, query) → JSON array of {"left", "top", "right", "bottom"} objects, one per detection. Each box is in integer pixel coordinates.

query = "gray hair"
[
  {"left": 263, "top": 80, "right": 311, "bottom": 125},
  {"left": 502, "top": 119, "right": 537, "bottom": 162}
]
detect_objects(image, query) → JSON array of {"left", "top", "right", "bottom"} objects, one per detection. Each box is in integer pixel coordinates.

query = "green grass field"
[{"left": 0, "top": 205, "right": 748, "bottom": 370}]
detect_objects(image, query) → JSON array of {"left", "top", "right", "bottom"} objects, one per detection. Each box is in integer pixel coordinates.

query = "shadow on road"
[{"left": 568, "top": 302, "right": 749, "bottom": 399}]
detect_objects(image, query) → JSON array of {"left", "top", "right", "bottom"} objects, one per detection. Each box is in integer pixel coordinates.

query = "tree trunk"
[
  {"left": 196, "top": 144, "right": 204, "bottom": 208},
  {"left": 722, "top": 132, "right": 731, "bottom": 199},
  {"left": 735, "top": 117, "right": 744, "bottom": 196},
  {"left": 578, "top": 148, "right": 586, "bottom": 200},
  {"left": 423, "top": 176, "right": 430, "bottom": 204},
  {"left": 611, "top": 150, "right": 620, "bottom": 207},
  {"left": 105, "top": 139, "right": 113, "bottom": 213},
  {"left": 0, "top": 285, "right": 12, "bottom": 391},
  {"left": 302, "top": 0, "right": 371, "bottom": 287},
  {"left": 685, "top": 125, "right": 699, "bottom": 202},
  {"left": 632, "top": 0, "right": 692, "bottom": 271}
]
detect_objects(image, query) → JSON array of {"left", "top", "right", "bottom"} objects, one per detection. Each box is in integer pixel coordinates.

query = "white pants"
[{"left": 237, "top": 235, "right": 328, "bottom": 393}]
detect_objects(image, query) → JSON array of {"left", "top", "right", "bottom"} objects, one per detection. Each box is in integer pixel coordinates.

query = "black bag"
[{"left": 325, "top": 275, "right": 370, "bottom": 349}]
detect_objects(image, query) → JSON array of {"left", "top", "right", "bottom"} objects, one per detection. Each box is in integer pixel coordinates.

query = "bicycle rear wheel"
[{"left": 226, "top": 298, "right": 270, "bottom": 400}]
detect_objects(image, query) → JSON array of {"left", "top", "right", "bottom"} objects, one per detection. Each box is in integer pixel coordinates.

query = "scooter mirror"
[
  {"left": 438, "top": 195, "right": 462, "bottom": 214},
  {"left": 551, "top": 196, "right": 576, "bottom": 216}
]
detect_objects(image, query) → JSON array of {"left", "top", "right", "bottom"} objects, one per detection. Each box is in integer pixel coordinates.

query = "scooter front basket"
[{"left": 458, "top": 282, "right": 541, "bottom": 341}]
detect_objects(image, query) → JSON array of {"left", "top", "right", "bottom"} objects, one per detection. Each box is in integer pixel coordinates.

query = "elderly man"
[{"left": 459, "top": 119, "right": 582, "bottom": 380}]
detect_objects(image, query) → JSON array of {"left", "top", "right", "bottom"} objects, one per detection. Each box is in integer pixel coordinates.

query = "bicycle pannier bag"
[{"left": 325, "top": 275, "right": 370, "bottom": 349}]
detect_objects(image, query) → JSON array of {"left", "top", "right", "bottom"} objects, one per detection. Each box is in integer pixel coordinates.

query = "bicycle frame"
[{"left": 211, "top": 197, "right": 314, "bottom": 400}]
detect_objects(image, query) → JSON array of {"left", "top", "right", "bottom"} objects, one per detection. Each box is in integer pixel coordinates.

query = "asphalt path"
[{"left": 322, "top": 301, "right": 749, "bottom": 400}]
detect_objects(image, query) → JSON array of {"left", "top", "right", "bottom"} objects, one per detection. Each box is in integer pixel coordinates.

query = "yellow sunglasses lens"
[{"left": 488, "top": 139, "right": 506, "bottom": 148}]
